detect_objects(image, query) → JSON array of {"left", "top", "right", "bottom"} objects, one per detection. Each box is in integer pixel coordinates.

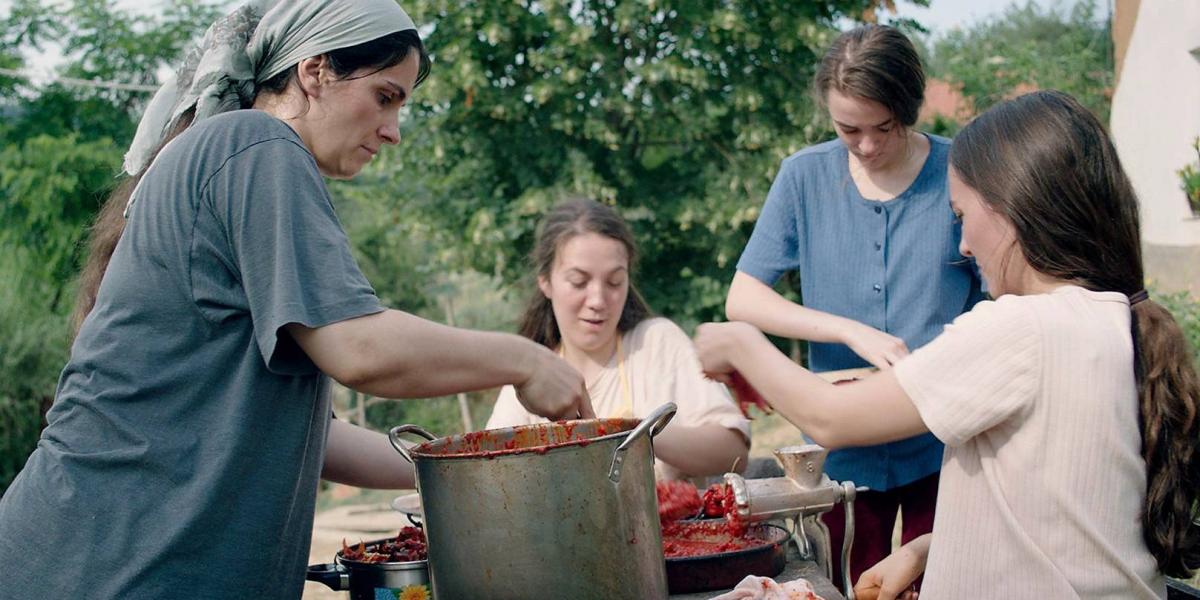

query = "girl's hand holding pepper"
[{"left": 695, "top": 322, "right": 772, "bottom": 417}]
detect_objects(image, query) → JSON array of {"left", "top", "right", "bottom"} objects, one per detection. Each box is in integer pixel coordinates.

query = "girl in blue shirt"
[{"left": 726, "top": 24, "right": 984, "bottom": 588}]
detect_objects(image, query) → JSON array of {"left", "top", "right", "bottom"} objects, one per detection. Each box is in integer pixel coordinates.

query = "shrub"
[
  {"left": 1178, "top": 137, "right": 1200, "bottom": 218},
  {"left": 1153, "top": 288, "right": 1200, "bottom": 369},
  {"left": 0, "top": 253, "right": 70, "bottom": 494}
]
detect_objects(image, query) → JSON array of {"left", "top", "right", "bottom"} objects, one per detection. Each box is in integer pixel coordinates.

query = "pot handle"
[
  {"left": 306, "top": 563, "right": 349, "bottom": 591},
  {"left": 389, "top": 424, "right": 438, "bottom": 464},
  {"left": 608, "top": 402, "right": 676, "bottom": 483}
]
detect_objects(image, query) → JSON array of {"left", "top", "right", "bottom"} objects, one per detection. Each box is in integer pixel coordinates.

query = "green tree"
[
  {"left": 925, "top": 0, "right": 1112, "bottom": 122},
  {"left": 0, "top": 0, "right": 221, "bottom": 147},
  {"left": 0, "top": 135, "right": 122, "bottom": 311},
  {"left": 341, "top": 0, "right": 918, "bottom": 333},
  {"left": 0, "top": 0, "right": 219, "bottom": 492},
  {"left": 322, "top": 0, "right": 926, "bottom": 434}
]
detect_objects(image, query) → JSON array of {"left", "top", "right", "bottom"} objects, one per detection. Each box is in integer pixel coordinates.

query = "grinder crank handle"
[
  {"left": 388, "top": 424, "right": 438, "bottom": 464},
  {"left": 841, "top": 481, "right": 859, "bottom": 600}
]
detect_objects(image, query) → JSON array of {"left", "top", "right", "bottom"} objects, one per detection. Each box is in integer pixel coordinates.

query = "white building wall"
[{"left": 1110, "top": 0, "right": 1200, "bottom": 247}]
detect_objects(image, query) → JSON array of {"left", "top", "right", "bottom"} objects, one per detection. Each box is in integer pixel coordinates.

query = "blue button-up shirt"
[{"left": 736, "top": 135, "right": 984, "bottom": 491}]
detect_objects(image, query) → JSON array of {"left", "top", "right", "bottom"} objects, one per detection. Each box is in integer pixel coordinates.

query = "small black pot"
[{"left": 307, "top": 537, "right": 430, "bottom": 600}]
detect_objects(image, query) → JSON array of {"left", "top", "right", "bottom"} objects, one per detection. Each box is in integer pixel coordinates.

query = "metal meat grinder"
[{"left": 721, "top": 444, "right": 859, "bottom": 599}]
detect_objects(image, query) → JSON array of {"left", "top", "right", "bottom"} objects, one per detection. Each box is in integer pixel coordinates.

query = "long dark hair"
[
  {"left": 517, "top": 199, "right": 652, "bottom": 349},
  {"left": 813, "top": 24, "right": 925, "bottom": 128},
  {"left": 950, "top": 90, "right": 1200, "bottom": 577},
  {"left": 72, "top": 30, "right": 431, "bottom": 332}
]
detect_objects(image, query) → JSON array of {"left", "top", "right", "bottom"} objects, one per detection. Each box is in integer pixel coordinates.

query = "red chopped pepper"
[
  {"left": 341, "top": 527, "right": 428, "bottom": 563},
  {"left": 656, "top": 480, "right": 703, "bottom": 523},
  {"left": 727, "top": 371, "right": 771, "bottom": 418}
]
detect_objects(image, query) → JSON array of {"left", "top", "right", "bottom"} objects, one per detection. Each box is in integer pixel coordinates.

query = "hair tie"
[{"left": 1128, "top": 289, "right": 1149, "bottom": 306}]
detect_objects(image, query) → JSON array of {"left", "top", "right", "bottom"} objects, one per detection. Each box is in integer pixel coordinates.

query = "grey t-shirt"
[{"left": 0, "top": 110, "right": 384, "bottom": 599}]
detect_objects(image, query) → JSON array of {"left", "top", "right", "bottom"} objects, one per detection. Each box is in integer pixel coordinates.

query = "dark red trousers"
[{"left": 820, "top": 472, "right": 939, "bottom": 590}]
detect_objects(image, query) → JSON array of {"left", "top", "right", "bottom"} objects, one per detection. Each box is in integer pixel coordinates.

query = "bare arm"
[
  {"left": 322, "top": 418, "right": 415, "bottom": 489},
  {"left": 694, "top": 321, "right": 927, "bottom": 449},
  {"left": 653, "top": 423, "right": 749, "bottom": 477},
  {"left": 854, "top": 533, "right": 931, "bottom": 600},
  {"left": 287, "top": 309, "right": 593, "bottom": 420},
  {"left": 725, "top": 271, "right": 908, "bottom": 369},
  {"left": 727, "top": 270, "right": 857, "bottom": 343}
]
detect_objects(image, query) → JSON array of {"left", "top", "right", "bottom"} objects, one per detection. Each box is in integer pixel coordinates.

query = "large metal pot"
[{"left": 389, "top": 402, "right": 676, "bottom": 600}]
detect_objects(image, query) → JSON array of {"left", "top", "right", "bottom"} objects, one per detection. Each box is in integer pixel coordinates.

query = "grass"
[{"left": 748, "top": 410, "right": 805, "bottom": 457}]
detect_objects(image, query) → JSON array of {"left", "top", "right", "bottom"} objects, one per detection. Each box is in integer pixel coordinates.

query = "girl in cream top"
[
  {"left": 486, "top": 199, "right": 750, "bottom": 480},
  {"left": 693, "top": 91, "right": 1198, "bottom": 598},
  {"left": 489, "top": 317, "right": 751, "bottom": 479}
]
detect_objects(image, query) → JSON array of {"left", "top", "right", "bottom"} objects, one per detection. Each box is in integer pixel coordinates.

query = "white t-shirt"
[
  {"left": 487, "top": 317, "right": 751, "bottom": 479},
  {"left": 894, "top": 286, "right": 1165, "bottom": 599}
]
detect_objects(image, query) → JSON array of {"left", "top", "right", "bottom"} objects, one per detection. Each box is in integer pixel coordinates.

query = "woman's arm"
[
  {"left": 321, "top": 418, "right": 415, "bottom": 489},
  {"left": 653, "top": 423, "right": 749, "bottom": 476},
  {"left": 694, "top": 321, "right": 926, "bottom": 448},
  {"left": 287, "top": 309, "right": 594, "bottom": 421},
  {"left": 725, "top": 271, "right": 909, "bottom": 369}
]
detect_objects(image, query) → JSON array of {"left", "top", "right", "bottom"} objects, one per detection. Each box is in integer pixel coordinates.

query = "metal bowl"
[{"left": 391, "top": 492, "right": 423, "bottom": 527}]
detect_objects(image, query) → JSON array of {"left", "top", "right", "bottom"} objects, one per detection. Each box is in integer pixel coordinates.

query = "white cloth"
[
  {"left": 709, "top": 575, "right": 823, "bottom": 600},
  {"left": 486, "top": 317, "right": 750, "bottom": 479},
  {"left": 124, "top": 0, "right": 416, "bottom": 175},
  {"left": 893, "top": 286, "right": 1165, "bottom": 599}
]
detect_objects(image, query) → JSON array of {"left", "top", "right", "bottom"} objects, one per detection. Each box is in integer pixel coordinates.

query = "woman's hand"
[
  {"left": 839, "top": 320, "right": 909, "bottom": 370},
  {"left": 514, "top": 345, "right": 595, "bottom": 420},
  {"left": 693, "top": 321, "right": 762, "bottom": 381},
  {"left": 694, "top": 322, "right": 775, "bottom": 417},
  {"left": 854, "top": 534, "right": 930, "bottom": 600}
]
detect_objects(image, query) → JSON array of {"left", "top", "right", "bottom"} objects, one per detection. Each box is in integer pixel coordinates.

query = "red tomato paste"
[
  {"left": 657, "top": 480, "right": 754, "bottom": 557},
  {"left": 418, "top": 419, "right": 630, "bottom": 459},
  {"left": 660, "top": 520, "right": 770, "bottom": 558},
  {"left": 656, "top": 479, "right": 703, "bottom": 523}
]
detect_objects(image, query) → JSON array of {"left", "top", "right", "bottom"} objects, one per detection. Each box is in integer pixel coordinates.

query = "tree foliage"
[
  {"left": 1, "top": 0, "right": 222, "bottom": 146},
  {"left": 925, "top": 0, "right": 1113, "bottom": 122},
  {"left": 0, "top": 135, "right": 122, "bottom": 311},
  {"left": 342, "top": 0, "right": 908, "bottom": 329},
  {"left": 0, "top": 0, "right": 219, "bottom": 492}
]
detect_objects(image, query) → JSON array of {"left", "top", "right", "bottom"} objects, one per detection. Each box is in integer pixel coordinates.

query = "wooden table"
[{"left": 669, "top": 546, "right": 846, "bottom": 600}]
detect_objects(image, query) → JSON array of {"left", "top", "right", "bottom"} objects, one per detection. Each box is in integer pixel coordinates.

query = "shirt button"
[
  {"left": 874, "top": 206, "right": 882, "bottom": 214},
  {"left": 873, "top": 284, "right": 882, "bottom": 292},
  {"left": 875, "top": 242, "right": 882, "bottom": 251}
]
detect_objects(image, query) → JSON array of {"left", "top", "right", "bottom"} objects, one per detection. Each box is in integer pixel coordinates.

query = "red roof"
[
  {"left": 919, "top": 79, "right": 1042, "bottom": 125},
  {"left": 920, "top": 78, "right": 972, "bottom": 124}
]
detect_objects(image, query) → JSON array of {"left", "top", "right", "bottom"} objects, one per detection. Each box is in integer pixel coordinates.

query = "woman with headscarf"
[{"left": 0, "top": 2, "right": 591, "bottom": 598}]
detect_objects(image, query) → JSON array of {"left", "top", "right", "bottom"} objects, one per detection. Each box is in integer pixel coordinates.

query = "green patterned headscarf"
[{"left": 123, "top": 0, "right": 416, "bottom": 175}]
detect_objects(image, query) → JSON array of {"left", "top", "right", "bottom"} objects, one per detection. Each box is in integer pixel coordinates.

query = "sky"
[
  {"left": 894, "top": 0, "right": 1073, "bottom": 33},
  {"left": 0, "top": 0, "right": 1082, "bottom": 79}
]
